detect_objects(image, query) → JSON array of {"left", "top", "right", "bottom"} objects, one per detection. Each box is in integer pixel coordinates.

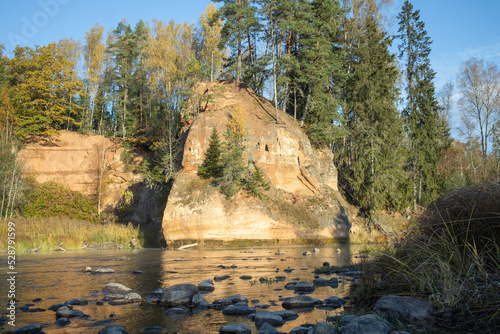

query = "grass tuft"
[{"left": 353, "top": 182, "right": 500, "bottom": 333}]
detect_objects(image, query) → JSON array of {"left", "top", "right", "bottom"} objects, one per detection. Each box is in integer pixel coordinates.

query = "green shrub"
[{"left": 21, "top": 182, "right": 98, "bottom": 223}]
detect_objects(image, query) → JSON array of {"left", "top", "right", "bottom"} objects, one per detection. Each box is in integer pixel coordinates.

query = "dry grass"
[
  {"left": 0, "top": 216, "right": 141, "bottom": 252},
  {"left": 353, "top": 182, "right": 500, "bottom": 333}
]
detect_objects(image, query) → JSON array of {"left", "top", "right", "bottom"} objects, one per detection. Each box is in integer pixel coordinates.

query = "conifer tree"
[
  {"left": 397, "top": 1, "right": 450, "bottom": 209},
  {"left": 295, "top": 0, "right": 347, "bottom": 147},
  {"left": 214, "top": 0, "right": 260, "bottom": 86},
  {"left": 198, "top": 128, "right": 223, "bottom": 179},
  {"left": 339, "top": 9, "right": 408, "bottom": 213},
  {"left": 220, "top": 126, "right": 246, "bottom": 197}
]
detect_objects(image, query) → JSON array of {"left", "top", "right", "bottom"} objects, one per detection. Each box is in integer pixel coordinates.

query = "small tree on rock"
[{"left": 198, "top": 128, "right": 223, "bottom": 179}]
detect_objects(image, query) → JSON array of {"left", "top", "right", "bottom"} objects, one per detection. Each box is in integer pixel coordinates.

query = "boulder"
[
  {"left": 198, "top": 279, "right": 215, "bottom": 291},
  {"left": 64, "top": 299, "right": 88, "bottom": 306},
  {"left": 313, "top": 277, "right": 338, "bottom": 288},
  {"left": 56, "top": 306, "right": 84, "bottom": 318},
  {"left": 310, "top": 321, "right": 335, "bottom": 334},
  {"left": 222, "top": 305, "right": 257, "bottom": 316},
  {"left": 55, "top": 317, "right": 71, "bottom": 326},
  {"left": 323, "top": 296, "right": 347, "bottom": 308},
  {"left": 273, "top": 310, "right": 299, "bottom": 321},
  {"left": 161, "top": 284, "right": 199, "bottom": 307},
  {"left": 282, "top": 296, "right": 315, "bottom": 309},
  {"left": 374, "top": 295, "right": 435, "bottom": 325},
  {"left": 341, "top": 314, "right": 391, "bottom": 334},
  {"left": 98, "top": 325, "right": 129, "bottom": 334},
  {"left": 228, "top": 294, "right": 248, "bottom": 304},
  {"left": 293, "top": 282, "right": 315, "bottom": 293},
  {"left": 102, "top": 283, "right": 132, "bottom": 295},
  {"left": 254, "top": 310, "right": 285, "bottom": 328},
  {"left": 219, "top": 324, "right": 252, "bottom": 334},
  {"left": 6, "top": 324, "right": 44, "bottom": 333},
  {"left": 95, "top": 268, "right": 115, "bottom": 274},
  {"left": 258, "top": 322, "right": 281, "bottom": 334}
]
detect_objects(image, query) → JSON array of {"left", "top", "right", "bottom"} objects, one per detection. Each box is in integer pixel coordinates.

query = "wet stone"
[
  {"left": 222, "top": 305, "right": 256, "bottom": 316},
  {"left": 240, "top": 275, "right": 253, "bottom": 280},
  {"left": 56, "top": 306, "right": 84, "bottom": 318},
  {"left": 214, "top": 275, "right": 230, "bottom": 281},
  {"left": 254, "top": 310, "right": 285, "bottom": 328},
  {"left": 98, "top": 325, "right": 129, "bottom": 334},
  {"left": 55, "top": 317, "right": 71, "bottom": 326},
  {"left": 65, "top": 298, "right": 88, "bottom": 306},
  {"left": 219, "top": 324, "right": 252, "bottom": 334},
  {"left": 102, "top": 283, "right": 133, "bottom": 295},
  {"left": 282, "top": 296, "right": 316, "bottom": 309},
  {"left": 6, "top": 324, "right": 44, "bottom": 333},
  {"left": 49, "top": 303, "right": 65, "bottom": 311},
  {"left": 228, "top": 294, "right": 248, "bottom": 304},
  {"left": 141, "top": 326, "right": 165, "bottom": 332},
  {"left": 273, "top": 310, "right": 299, "bottom": 321},
  {"left": 132, "top": 270, "right": 143, "bottom": 274},
  {"left": 293, "top": 282, "right": 315, "bottom": 293}
]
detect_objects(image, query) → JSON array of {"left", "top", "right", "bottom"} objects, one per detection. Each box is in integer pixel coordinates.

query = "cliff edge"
[{"left": 162, "top": 81, "right": 350, "bottom": 243}]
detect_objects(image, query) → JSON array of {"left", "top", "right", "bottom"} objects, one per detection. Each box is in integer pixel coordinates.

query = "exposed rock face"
[
  {"left": 18, "top": 130, "right": 163, "bottom": 224},
  {"left": 163, "top": 81, "right": 349, "bottom": 243}
]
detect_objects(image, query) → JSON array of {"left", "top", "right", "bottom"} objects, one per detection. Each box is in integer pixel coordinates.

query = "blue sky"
[{"left": 1, "top": 0, "right": 499, "bottom": 135}]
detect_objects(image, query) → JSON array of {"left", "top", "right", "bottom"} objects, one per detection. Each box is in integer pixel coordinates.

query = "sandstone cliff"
[
  {"left": 18, "top": 131, "right": 163, "bottom": 224},
  {"left": 162, "top": 81, "right": 350, "bottom": 243}
]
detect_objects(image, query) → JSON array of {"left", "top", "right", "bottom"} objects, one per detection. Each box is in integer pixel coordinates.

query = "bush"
[{"left": 21, "top": 182, "right": 98, "bottom": 223}]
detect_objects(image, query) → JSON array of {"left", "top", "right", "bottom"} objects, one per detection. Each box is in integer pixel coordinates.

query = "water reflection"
[{"left": 0, "top": 245, "right": 362, "bottom": 333}]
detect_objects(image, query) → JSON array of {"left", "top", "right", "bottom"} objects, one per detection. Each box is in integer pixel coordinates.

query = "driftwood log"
[{"left": 178, "top": 242, "right": 198, "bottom": 250}]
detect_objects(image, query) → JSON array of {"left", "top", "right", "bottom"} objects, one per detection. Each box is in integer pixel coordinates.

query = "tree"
[
  {"left": 214, "top": 0, "right": 260, "bottom": 85},
  {"left": 437, "top": 81, "right": 453, "bottom": 123},
  {"left": 295, "top": 0, "right": 347, "bottom": 147},
  {"left": 338, "top": 6, "right": 407, "bottom": 213},
  {"left": 83, "top": 23, "right": 106, "bottom": 131},
  {"left": 199, "top": 4, "right": 225, "bottom": 82},
  {"left": 198, "top": 128, "right": 223, "bottom": 178},
  {"left": 457, "top": 57, "right": 500, "bottom": 176},
  {"left": 220, "top": 126, "right": 246, "bottom": 197},
  {"left": 397, "top": 0, "right": 450, "bottom": 209},
  {"left": 9, "top": 43, "right": 84, "bottom": 140}
]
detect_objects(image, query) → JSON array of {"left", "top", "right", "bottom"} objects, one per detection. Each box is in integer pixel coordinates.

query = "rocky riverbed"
[{"left": 0, "top": 247, "right": 435, "bottom": 334}]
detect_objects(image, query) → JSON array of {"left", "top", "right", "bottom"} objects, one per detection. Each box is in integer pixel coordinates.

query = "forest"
[{"left": 0, "top": 0, "right": 499, "bottom": 220}]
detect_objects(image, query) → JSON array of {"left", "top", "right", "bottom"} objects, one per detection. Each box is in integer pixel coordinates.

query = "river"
[{"left": 1, "top": 245, "right": 364, "bottom": 333}]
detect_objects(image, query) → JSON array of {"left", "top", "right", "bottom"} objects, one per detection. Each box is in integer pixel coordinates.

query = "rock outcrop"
[
  {"left": 162, "top": 81, "right": 349, "bottom": 244},
  {"left": 18, "top": 130, "right": 163, "bottom": 224}
]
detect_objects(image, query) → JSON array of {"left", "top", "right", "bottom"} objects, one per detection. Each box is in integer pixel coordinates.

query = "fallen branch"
[
  {"left": 29, "top": 246, "right": 42, "bottom": 252},
  {"left": 178, "top": 242, "right": 198, "bottom": 250}
]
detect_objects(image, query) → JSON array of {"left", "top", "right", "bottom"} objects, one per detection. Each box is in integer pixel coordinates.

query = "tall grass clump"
[
  {"left": 0, "top": 217, "right": 141, "bottom": 252},
  {"left": 354, "top": 183, "right": 500, "bottom": 333}
]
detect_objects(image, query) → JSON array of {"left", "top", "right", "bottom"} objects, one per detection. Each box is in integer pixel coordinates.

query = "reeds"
[{"left": 0, "top": 216, "right": 142, "bottom": 252}]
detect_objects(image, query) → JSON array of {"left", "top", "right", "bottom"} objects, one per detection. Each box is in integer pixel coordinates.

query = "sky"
[{"left": 1, "top": 0, "right": 499, "bottom": 137}]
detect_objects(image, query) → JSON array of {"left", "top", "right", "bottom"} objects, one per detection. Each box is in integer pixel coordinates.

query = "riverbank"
[{"left": 0, "top": 217, "right": 142, "bottom": 252}]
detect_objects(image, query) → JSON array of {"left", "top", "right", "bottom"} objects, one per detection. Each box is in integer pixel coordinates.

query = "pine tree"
[
  {"left": 214, "top": 0, "right": 261, "bottom": 86},
  {"left": 246, "top": 165, "right": 270, "bottom": 199},
  {"left": 198, "top": 128, "right": 223, "bottom": 178},
  {"left": 295, "top": 0, "right": 347, "bottom": 147},
  {"left": 339, "top": 9, "right": 408, "bottom": 213},
  {"left": 220, "top": 126, "right": 247, "bottom": 197},
  {"left": 397, "top": 0, "right": 450, "bottom": 209}
]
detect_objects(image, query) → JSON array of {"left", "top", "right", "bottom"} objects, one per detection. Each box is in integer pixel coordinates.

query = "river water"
[{"left": 1, "top": 245, "right": 363, "bottom": 333}]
